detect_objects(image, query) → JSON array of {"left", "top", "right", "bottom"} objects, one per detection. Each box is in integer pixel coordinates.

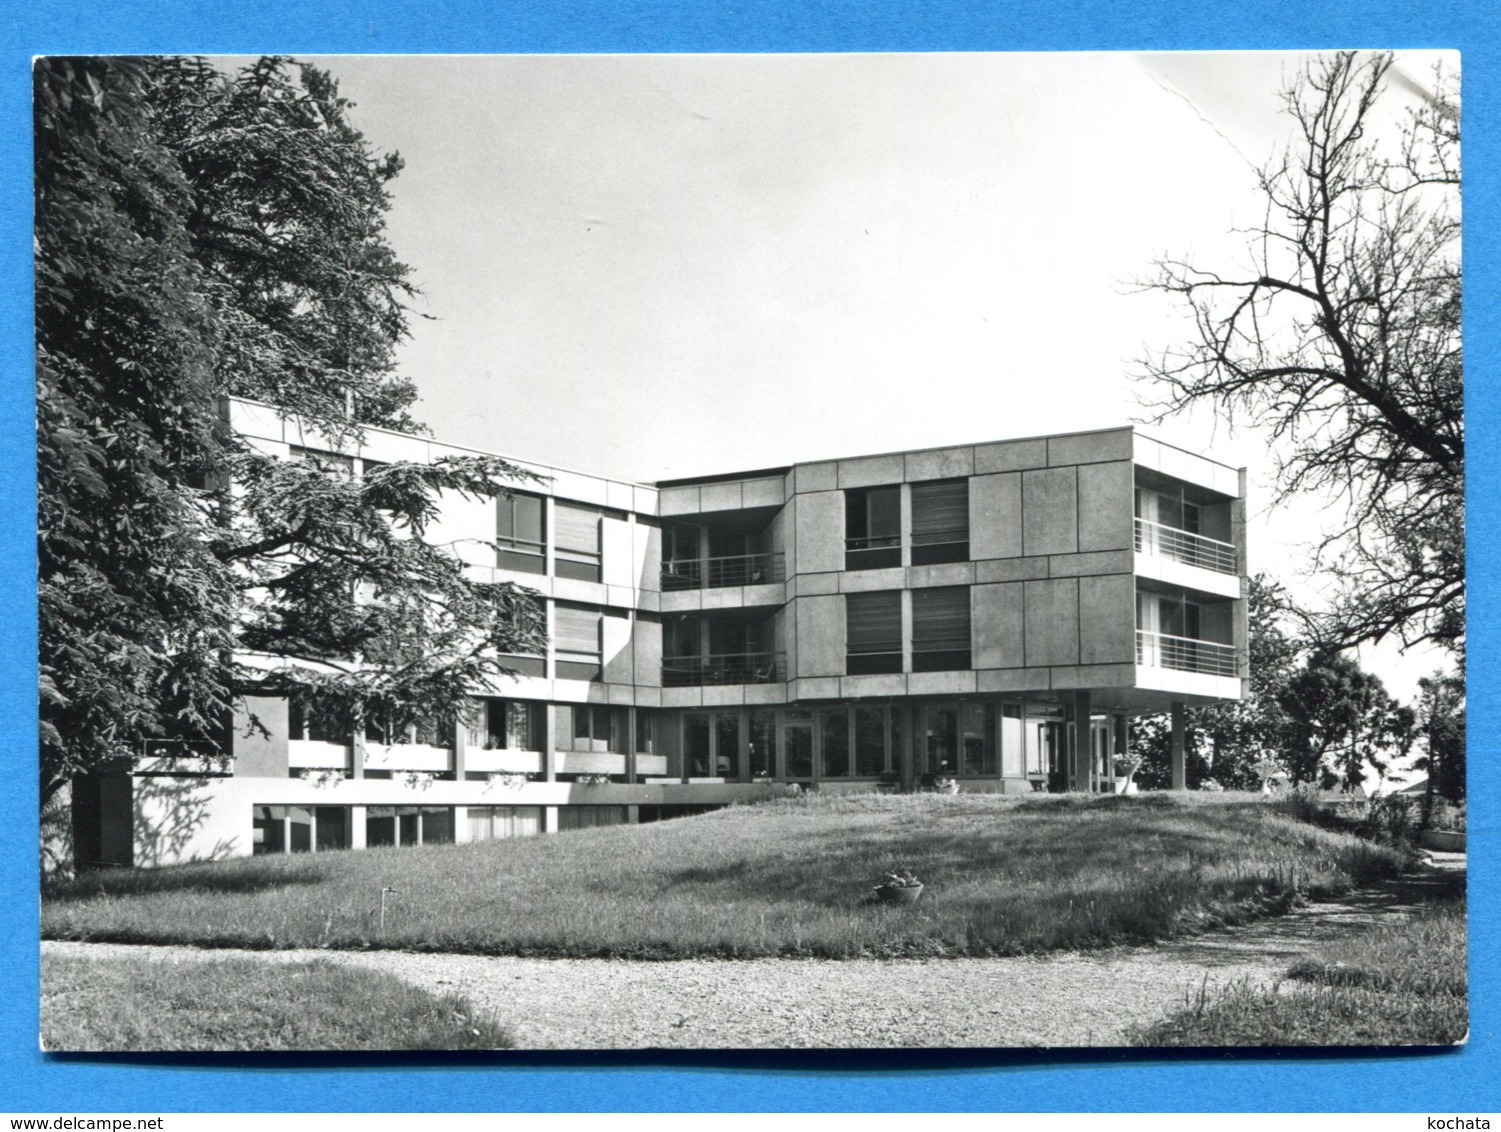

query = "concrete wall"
[
  {"left": 233, "top": 696, "right": 289, "bottom": 777},
  {"left": 793, "top": 491, "right": 845, "bottom": 575},
  {"left": 794, "top": 595, "right": 845, "bottom": 678}
]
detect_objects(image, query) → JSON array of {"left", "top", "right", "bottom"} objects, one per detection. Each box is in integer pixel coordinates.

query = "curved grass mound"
[
  {"left": 44, "top": 792, "right": 1410, "bottom": 960},
  {"left": 42, "top": 952, "right": 513, "bottom": 1051}
]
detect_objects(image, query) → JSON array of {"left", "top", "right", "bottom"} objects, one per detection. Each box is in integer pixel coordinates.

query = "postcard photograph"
[{"left": 35, "top": 50, "right": 1465, "bottom": 1052}]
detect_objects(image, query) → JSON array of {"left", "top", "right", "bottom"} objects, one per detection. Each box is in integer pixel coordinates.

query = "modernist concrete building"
[{"left": 73, "top": 399, "right": 1248, "bottom": 867}]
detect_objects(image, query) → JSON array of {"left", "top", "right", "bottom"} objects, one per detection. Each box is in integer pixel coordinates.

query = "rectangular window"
[
  {"left": 749, "top": 711, "right": 777, "bottom": 777},
  {"left": 846, "top": 485, "right": 902, "bottom": 569},
  {"left": 557, "top": 805, "right": 628, "bottom": 831},
  {"left": 467, "top": 805, "right": 543, "bottom": 841},
  {"left": 912, "top": 586, "right": 971, "bottom": 671},
  {"left": 554, "top": 502, "right": 603, "bottom": 583},
  {"left": 554, "top": 603, "right": 603, "bottom": 681},
  {"left": 684, "top": 713, "right": 712, "bottom": 777},
  {"left": 558, "top": 704, "right": 627, "bottom": 753},
  {"left": 910, "top": 479, "right": 969, "bottom": 565},
  {"left": 854, "top": 706, "right": 887, "bottom": 776},
  {"left": 289, "top": 697, "right": 349, "bottom": 744},
  {"left": 715, "top": 714, "right": 741, "bottom": 779},
  {"left": 922, "top": 706, "right": 958, "bottom": 775},
  {"left": 474, "top": 699, "right": 544, "bottom": 751},
  {"left": 367, "top": 806, "right": 452, "bottom": 848},
  {"left": 961, "top": 703, "right": 997, "bottom": 776},
  {"left": 497, "top": 493, "right": 547, "bottom": 574},
  {"left": 846, "top": 590, "right": 903, "bottom": 675},
  {"left": 820, "top": 709, "right": 850, "bottom": 777},
  {"left": 635, "top": 709, "right": 656, "bottom": 755}
]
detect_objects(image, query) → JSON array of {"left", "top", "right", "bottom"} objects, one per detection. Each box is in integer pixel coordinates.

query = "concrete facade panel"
[
  {"left": 977, "top": 668, "right": 1047, "bottom": 694},
  {"left": 632, "top": 485, "right": 659, "bottom": 514},
  {"left": 1049, "top": 549, "right": 1134, "bottom": 578},
  {"left": 907, "top": 670, "right": 977, "bottom": 697},
  {"left": 908, "top": 562, "right": 976, "bottom": 589},
  {"left": 549, "top": 470, "right": 610, "bottom": 507},
  {"left": 354, "top": 429, "right": 430, "bottom": 465},
  {"left": 228, "top": 399, "right": 285, "bottom": 444},
  {"left": 602, "top": 611, "right": 633, "bottom": 684},
  {"left": 972, "top": 583, "right": 1025, "bottom": 670},
  {"left": 1077, "top": 460, "right": 1134, "bottom": 552},
  {"left": 794, "top": 677, "right": 842, "bottom": 701},
  {"left": 743, "top": 684, "right": 789, "bottom": 705},
  {"left": 975, "top": 556, "right": 1049, "bottom": 583},
  {"left": 700, "top": 685, "right": 746, "bottom": 707},
  {"left": 1049, "top": 663, "right": 1136, "bottom": 690},
  {"left": 698, "top": 481, "right": 743, "bottom": 513},
  {"left": 1022, "top": 467, "right": 1078, "bottom": 556},
  {"left": 632, "top": 617, "right": 662, "bottom": 690},
  {"left": 839, "top": 567, "right": 905, "bottom": 593},
  {"left": 838, "top": 454, "right": 906, "bottom": 488},
  {"left": 974, "top": 438, "right": 1048, "bottom": 473},
  {"left": 795, "top": 572, "right": 840, "bottom": 595},
  {"left": 1078, "top": 574, "right": 1137, "bottom": 665},
  {"left": 661, "top": 687, "right": 703, "bottom": 708},
  {"left": 794, "top": 595, "right": 846, "bottom": 678},
  {"left": 793, "top": 490, "right": 846, "bottom": 575},
  {"left": 552, "top": 577, "right": 608, "bottom": 606},
  {"left": 233, "top": 696, "right": 289, "bottom": 778},
  {"left": 793, "top": 462, "right": 839, "bottom": 494},
  {"left": 970, "top": 472, "right": 1022, "bottom": 560},
  {"left": 601, "top": 516, "right": 634, "bottom": 587},
  {"left": 606, "top": 479, "right": 635, "bottom": 512},
  {"left": 635, "top": 520, "right": 661, "bottom": 593},
  {"left": 1047, "top": 429, "right": 1133, "bottom": 467},
  {"left": 1024, "top": 577, "right": 1080, "bottom": 667},
  {"left": 840, "top": 674, "right": 908, "bottom": 699},
  {"left": 657, "top": 486, "right": 701, "bottom": 516},
  {"left": 741, "top": 477, "right": 787, "bottom": 508},
  {"left": 905, "top": 447, "right": 974, "bottom": 481}
]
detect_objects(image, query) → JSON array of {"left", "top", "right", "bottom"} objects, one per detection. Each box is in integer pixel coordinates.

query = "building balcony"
[
  {"left": 1136, "top": 630, "right": 1238, "bottom": 678},
  {"left": 1135, "top": 517, "right": 1236, "bottom": 575},
  {"left": 662, "top": 651, "right": 785, "bottom": 687},
  {"left": 661, "top": 551, "right": 785, "bottom": 590}
]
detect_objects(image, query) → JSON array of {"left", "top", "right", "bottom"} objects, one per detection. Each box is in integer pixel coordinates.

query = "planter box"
[
  {"left": 875, "top": 884, "right": 923, "bottom": 905},
  {"left": 1421, "top": 829, "right": 1466, "bottom": 852}
]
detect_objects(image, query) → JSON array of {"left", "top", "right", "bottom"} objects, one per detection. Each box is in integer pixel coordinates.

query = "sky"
[{"left": 299, "top": 50, "right": 1456, "bottom": 703}]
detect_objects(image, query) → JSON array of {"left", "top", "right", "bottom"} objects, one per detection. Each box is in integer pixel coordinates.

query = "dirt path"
[{"left": 43, "top": 854, "right": 1463, "bottom": 1049}]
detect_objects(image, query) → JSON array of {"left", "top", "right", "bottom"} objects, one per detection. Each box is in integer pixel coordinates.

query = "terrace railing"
[
  {"left": 1134, "top": 517, "right": 1237, "bottom": 575},
  {"left": 1136, "top": 630, "right": 1238, "bottom": 678},
  {"left": 661, "top": 552, "right": 785, "bottom": 591},
  {"left": 661, "top": 651, "right": 785, "bottom": 687}
]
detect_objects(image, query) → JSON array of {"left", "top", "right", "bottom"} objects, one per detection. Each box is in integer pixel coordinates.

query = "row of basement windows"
[
  {"left": 252, "top": 804, "right": 627, "bottom": 853},
  {"left": 846, "top": 479, "right": 969, "bottom": 570},
  {"left": 846, "top": 586, "right": 970, "bottom": 674},
  {"left": 682, "top": 702, "right": 1030, "bottom": 780}
]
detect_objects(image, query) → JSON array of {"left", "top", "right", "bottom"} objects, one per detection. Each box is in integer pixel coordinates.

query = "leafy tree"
[
  {"left": 1413, "top": 671, "right": 1465, "bottom": 805},
  {"left": 36, "top": 56, "right": 543, "bottom": 821},
  {"left": 1278, "top": 652, "right": 1415, "bottom": 790},
  {"left": 1138, "top": 52, "right": 1462, "bottom": 656},
  {"left": 35, "top": 57, "right": 234, "bottom": 810}
]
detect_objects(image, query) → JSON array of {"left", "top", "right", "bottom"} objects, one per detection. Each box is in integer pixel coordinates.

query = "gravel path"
[{"left": 44, "top": 854, "right": 1463, "bottom": 1049}]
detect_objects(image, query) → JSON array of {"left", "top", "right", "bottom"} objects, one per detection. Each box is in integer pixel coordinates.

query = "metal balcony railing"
[
  {"left": 661, "top": 552, "right": 786, "bottom": 591},
  {"left": 661, "top": 651, "right": 785, "bottom": 687},
  {"left": 1134, "top": 518, "right": 1237, "bottom": 575},
  {"left": 1136, "top": 630, "right": 1239, "bottom": 678}
]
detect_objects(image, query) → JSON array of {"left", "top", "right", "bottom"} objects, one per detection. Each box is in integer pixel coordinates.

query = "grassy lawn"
[
  {"left": 42, "top": 952, "right": 513, "bottom": 1051},
  {"left": 1131, "top": 888, "right": 1466, "bottom": 1046},
  {"left": 44, "top": 792, "right": 1411, "bottom": 960}
]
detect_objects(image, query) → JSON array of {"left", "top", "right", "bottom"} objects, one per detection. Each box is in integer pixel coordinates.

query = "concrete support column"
[
  {"left": 541, "top": 701, "right": 557, "bottom": 783},
  {"left": 350, "top": 726, "right": 365, "bottom": 780},
  {"left": 1170, "top": 700, "right": 1187, "bottom": 790},
  {"left": 453, "top": 806, "right": 469, "bottom": 844},
  {"left": 1070, "top": 690, "right": 1092, "bottom": 792},
  {"left": 543, "top": 804, "right": 559, "bottom": 834},
  {"left": 625, "top": 707, "right": 638, "bottom": 785},
  {"left": 899, "top": 702, "right": 916, "bottom": 792},
  {"left": 625, "top": 804, "right": 640, "bottom": 825},
  {"left": 452, "top": 714, "right": 467, "bottom": 781},
  {"left": 349, "top": 806, "right": 367, "bottom": 849}
]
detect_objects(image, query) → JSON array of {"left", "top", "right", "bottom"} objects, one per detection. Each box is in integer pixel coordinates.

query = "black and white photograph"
[{"left": 35, "top": 50, "right": 1465, "bottom": 1053}]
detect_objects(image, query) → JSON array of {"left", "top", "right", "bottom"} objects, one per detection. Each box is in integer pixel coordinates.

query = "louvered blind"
[
  {"left": 910, "top": 479, "right": 968, "bottom": 542},
  {"left": 846, "top": 591, "right": 902, "bottom": 653},
  {"left": 553, "top": 604, "right": 601, "bottom": 656},
  {"left": 554, "top": 502, "right": 601, "bottom": 553},
  {"left": 912, "top": 587, "right": 970, "bottom": 649}
]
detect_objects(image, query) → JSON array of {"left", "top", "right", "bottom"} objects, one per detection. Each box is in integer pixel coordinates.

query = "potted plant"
[{"left": 874, "top": 869, "right": 924, "bottom": 904}]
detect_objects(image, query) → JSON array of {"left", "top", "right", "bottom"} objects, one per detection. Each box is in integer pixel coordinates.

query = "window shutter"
[
  {"left": 553, "top": 604, "right": 602, "bottom": 656},
  {"left": 554, "top": 502, "right": 600, "bottom": 554},
  {"left": 911, "top": 480, "right": 968, "bottom": 541},
  {"left": 847, "top": 591, "right": 902, "bottom": 652},
  {"left": 912, "top": 587, "right": 970, "bottom": 649}
]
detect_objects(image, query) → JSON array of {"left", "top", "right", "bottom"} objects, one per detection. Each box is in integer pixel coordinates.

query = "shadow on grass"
[{"left": 49, "top": 856, "right": 328, "bottom": 902}]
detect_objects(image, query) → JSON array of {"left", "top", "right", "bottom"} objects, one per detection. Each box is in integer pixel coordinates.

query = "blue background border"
[{"left": 2, "top": 0, "right": 1495, "bottom": 1113}]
